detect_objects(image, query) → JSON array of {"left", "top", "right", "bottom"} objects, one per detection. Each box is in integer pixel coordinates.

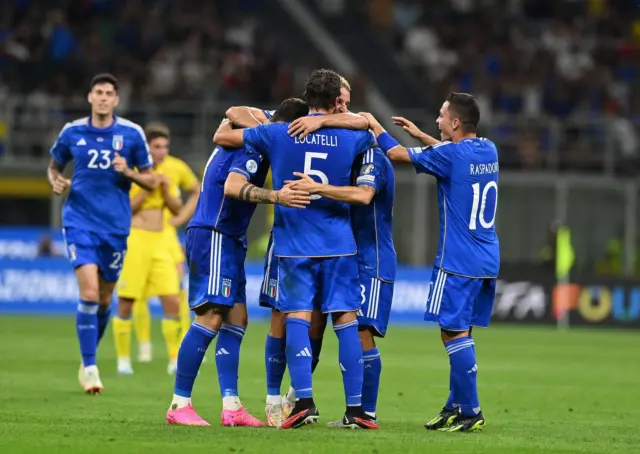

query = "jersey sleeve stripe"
[{"left": 229, "top": 168, "right": 251, "bottom": 179}]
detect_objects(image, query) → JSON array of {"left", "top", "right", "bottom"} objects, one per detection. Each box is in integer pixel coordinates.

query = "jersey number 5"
[
  {"left": 304, "top": 152, "right": 328, "bottom": 200},
  {"left": 88, "top": 149, "right": 112, "bottom": 169},
  {"left": 469, "top": 182, "right": 498, "bottom": 230}
]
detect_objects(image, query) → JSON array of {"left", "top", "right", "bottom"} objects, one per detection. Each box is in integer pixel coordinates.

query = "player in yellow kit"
[
  {"left": 132, "top": 123, "right": 200, "bottom": 368},
  {"left": 113, "top": 127, "right": 186, "bottom": 375}
]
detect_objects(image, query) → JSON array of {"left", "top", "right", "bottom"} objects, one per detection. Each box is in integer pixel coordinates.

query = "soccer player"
[
  {"left": 285, "top": 144, "right": 396, "bottom": 427},
  {"left": 165, "top": 98, "right": 310, "bottom": 427},
  {"left": 113, "top": 128, "right": 183, "bottom": 375},
  {"left": 225, "top": 78, "right": 359, "bottom": 427},
  {"left": 214, "top": 69, "right": 377, "bottom": 430},
  {"left": 131, "top": 122, "right": 200, "bottom": 367},
  {"left": 47, "top": 73, "right": 157, "bottom": 394},
  {"left": 361, "top": 93, "right": 499, "bottom": 432}
]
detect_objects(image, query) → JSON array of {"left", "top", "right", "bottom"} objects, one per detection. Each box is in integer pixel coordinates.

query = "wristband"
[{"left": 377, "top": 132, "right": 401, "bottom": 154}]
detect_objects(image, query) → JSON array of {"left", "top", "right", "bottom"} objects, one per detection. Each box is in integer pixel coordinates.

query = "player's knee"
[
  {"left": 225, "top": 303, "right": 248, "bottom": 328},
  {"left": 269, "top": 310, "right": 286, "bottom": 338},
  {"left": 78, "top": 282, "right": 100, "bottom": 302},
  {"left": 358, "top": 327, "right": 376, "bottom": 350},
  {"left": 160, "top": 294, "right": 181, "bottom": 317},
  {"left": 440, "top": 328, "right": 470, "bottom": 343},
  {"left": 118, "top": 297, "right": 134, "bottom": 318},
  {"left": 331, "top": 310, "right": 357, "bottom": 326},
  {"left": 193, "top": 303, "right": 228, "bottom": 330}
]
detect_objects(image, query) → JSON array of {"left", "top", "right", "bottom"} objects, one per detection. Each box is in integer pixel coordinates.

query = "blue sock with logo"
[
  {"left": 265, "top": 334, "right": 286, "bottom": 396},
  {"left": 215, "top": 324, "right": 245, "bottom": 398},
  {"left": 285, "top": 318, "right": 313, "bottom": 399},
  {"left": 96, "top": 305, "right": 111, "bottom": 345},
  {"left": 445, "top": 336, "right": 479, "bottom": 417},
  {"left": 310, "top": 337, "right": 323, "bottom": 373},
  {"left": 174, "top": 322, "right": 217, "bottom": 398},
  {"left": 77, "top": 300, "right": 99, "bottom": 367},
  {"left": 334, "top": 320, "right": 363, "bottom": 407},
  {"left": 362, "top": 347, "right": 381, "bottom": 415}
]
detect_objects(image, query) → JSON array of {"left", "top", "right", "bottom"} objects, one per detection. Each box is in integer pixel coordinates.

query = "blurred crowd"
[
  {"left": 0, "top": 0, "right": 299, "bottom": 107},
  {"left": 369, "top": 0, "right": 640, "bottom": 171}
]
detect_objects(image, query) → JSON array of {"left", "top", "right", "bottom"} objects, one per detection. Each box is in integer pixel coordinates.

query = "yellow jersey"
[{"left": 157, "top": 155, "right": 198, "bottom": 235}]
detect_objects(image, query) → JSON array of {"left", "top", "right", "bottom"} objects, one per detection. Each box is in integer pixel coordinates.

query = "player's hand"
[
  {"left": 52, "top": 175, "right": 71, "bottom": 195},
  {"left": 392, "top": 116, "right": 423, "bottom": 139},
  {"left": 169, "top": 216, "right": 182, "bottom": 227},
  {"left": 358, "top": 112, "right": 382, "bottom": 131},
  {"left": 288, "top": 116, "right": 325, "bottom": 139},
  {"left": 284, "top": 172, "right": 321, "bottom": 194},
  {"left": 112, "top": 152, "right": 128, "bottom": 174},
  {"left": 276, "top": 184, "right": 311, "bottom": 209},
  {"left": 158, "top": 174, "right": 170, "bottom": 189}
]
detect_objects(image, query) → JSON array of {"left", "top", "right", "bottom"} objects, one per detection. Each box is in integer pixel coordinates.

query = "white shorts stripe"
[
  {"left": 428, "top": 270, "right": 442, "bottom": 314},
  {"left": 262, "top": 240, "right": 275, "bottom": 294},
  {"left": 208, "top": 231, "right": 215, "bottom": 294},
  {"left": 433, "top": 272, "right": 448, "bottom": 315},
  {"left": 215, "top": 232, "right": 222, "bottom": 295},
  {"left": 367, "top": 277, "right": 375, "bottom": 318}
]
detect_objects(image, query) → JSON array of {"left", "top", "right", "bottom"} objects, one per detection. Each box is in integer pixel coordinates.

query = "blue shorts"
[
  {"left": 259, "top": 232, "right": 278, "bottom": 309},
  {"left": 357, "top": 271, "right": 394, "bottom": 337},
  {"left": 424, "top": 268, "right": 496, "bottom": 331},
  {"left": 185, "top": 227, "right": 246, "bottom": 310},
  {"left": 62, "top": 227, "right": 127, "bottom": 283},
  {"left": 276, "top": 255, "right": 360, "bottom": 314}
]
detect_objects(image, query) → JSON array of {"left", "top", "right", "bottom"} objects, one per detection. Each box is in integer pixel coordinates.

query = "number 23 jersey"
[
  {"left": 409, "top": 138, "right": 500, "bottom": 278},
  {"left": 50, "top": 116, "right": 153, "bottom": 236}
]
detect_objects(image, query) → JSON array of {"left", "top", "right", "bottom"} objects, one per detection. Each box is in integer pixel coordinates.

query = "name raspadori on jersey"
[
  {"left": 470, "top": 162, "right": 499, "bottom": 175},
  {"left": 294, "top": 134, "right": 338, "bottom": 147}
]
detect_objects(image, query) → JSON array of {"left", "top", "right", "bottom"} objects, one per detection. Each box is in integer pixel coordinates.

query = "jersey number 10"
[{"left": 469, "top": 182, "right": 498, "bottom": 230}]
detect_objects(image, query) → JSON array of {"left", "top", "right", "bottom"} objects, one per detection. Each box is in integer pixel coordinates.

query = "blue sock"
[
  {"left": 445, "top": 336, "right": 480, "bottom": 417},
  {"left": 96, "top": 305, "right": 111, "bottom": 345},
  {"left": 444, "top": 371, "right": 459, "bottom": 411},
  {"left": 215, "top": 324, "right": 245, "bottom": 398},
  {"left": 77, "top": 300, "right": 99, "bottom": 367},
  {"left": 310, "top": 337, "right": 323, "bottom": 373},
  {"left": 265, "top": 334, "right": 286, "bottom": 396},
  {"left": 362, "top": 347, "right": 381, "bottom": 414},
  {"left": 334, "top": 320, "right": 363, "bottom": 407},
  {"left": 174, "top": 322, "right": 217, "bottom": 398},
  {"left": 285, "top": 318, "right": 312, "bottom": 399}
]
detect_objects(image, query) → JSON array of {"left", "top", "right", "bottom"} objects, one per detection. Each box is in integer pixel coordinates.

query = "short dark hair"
[
  {"left": 270, "top": 98, "right": 308, "bottom": 123},
  {"left": 303, "top": 69, "right": 342, "bottom": 110},
  {"left": 446, "top": 92, "right": 480, "bottom": 133},
  {"left": 90, "top": 73, "right": 119, "bottom": 92},
  {"left": 146, "top": 129, "right": 169, "bottom": 143}
]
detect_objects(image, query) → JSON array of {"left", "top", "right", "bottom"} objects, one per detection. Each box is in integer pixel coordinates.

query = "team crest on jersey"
[
  {"left": 268, "top": 279, "right": 277, "bottom": 298},
  {"left": 246, "top": 159, "right": 258, "bottom": 174},
  {"left": 112, "top": 135, "right": 124, "bottom": 151},
  {"left": 360, "top": 164, "right": 375, "bottom": 175},
  {"left": 222, "top": 278, "right": 232, "bottom": 297}
]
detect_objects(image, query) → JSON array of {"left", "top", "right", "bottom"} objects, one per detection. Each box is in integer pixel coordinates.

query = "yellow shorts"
[
  {"left": 165, "top": 229, "right": 185, "bottom": 264},
  {"left": 118, "top": 228, "right": 180, "bottom": 300}
]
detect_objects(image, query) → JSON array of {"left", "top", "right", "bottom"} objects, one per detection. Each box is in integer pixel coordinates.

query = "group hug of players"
[{"left": 47, "top": 68, "right": 499, "bottom": 433}]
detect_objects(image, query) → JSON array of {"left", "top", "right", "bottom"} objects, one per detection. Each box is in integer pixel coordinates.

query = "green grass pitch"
[{"left": 0, "top": 316, "right": 638, "bottom": 453}]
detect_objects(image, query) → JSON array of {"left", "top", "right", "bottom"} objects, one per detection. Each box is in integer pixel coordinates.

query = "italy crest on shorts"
[
  {"left": 268, "top": 279, "right": 277, "bottom": 297},
  {"left": 222, "top": 278, "right": 232, "bottom": 297},
  {"left": 112, "top": 135, "right": 124, "bottom": 151}
]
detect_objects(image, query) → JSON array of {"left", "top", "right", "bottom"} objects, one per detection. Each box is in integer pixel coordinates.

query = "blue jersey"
[
  {"left": 351, "top": 147, "right": 396, "bottom": 282},
  {"left": 409, "top": 138, "right": 500, "bottom": 278},
  {"left": 50, "top": 116, "right": 153, "bottom": 236},
  {"left": 189, "top": 145, "right": 269, "bottom": 238},
  {"left": 243, "top": 116, "right": 375, "bottom": 258}
]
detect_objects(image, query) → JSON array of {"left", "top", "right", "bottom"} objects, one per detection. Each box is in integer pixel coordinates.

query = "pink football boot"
[
  {"left": 166, "top": 404, "right": 210, "bottom": 426},
  {"left": 221, "top": 407, "right": 265, "bottom": 427}
]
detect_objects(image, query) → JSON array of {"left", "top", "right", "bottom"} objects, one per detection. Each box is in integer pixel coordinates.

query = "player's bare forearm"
[
  {"left": 416, "top": 132, "right": 441, "bottom": 147},
  {"left": 172, "top": 183, "right": 200, "bottom": 226},
  {"left": 322, "top": 113, "right": 369, "bottom": 130},
  {"left": 123, "top": 168, "right": 158, "bottom": 191},
  {"left": 48, "top": 159, "right": 71, "bottom": 195},
  {"left": 226, "top": 107, "right": 267, "bottom": 127},
  {"left": 130, "top": 191, "right": 149, "bottom": 214},
  {"left": 47, "top": 160, "right": 63, "bottom": 186},
  {"left": 316, "top": 184, "right": 376, "bottom": 205},
  {"left": 213, "top": 122, "right": 245, "bottom": 148},
  {"left": 224, "top": 173, "right": 276, "bottom": 204}
]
